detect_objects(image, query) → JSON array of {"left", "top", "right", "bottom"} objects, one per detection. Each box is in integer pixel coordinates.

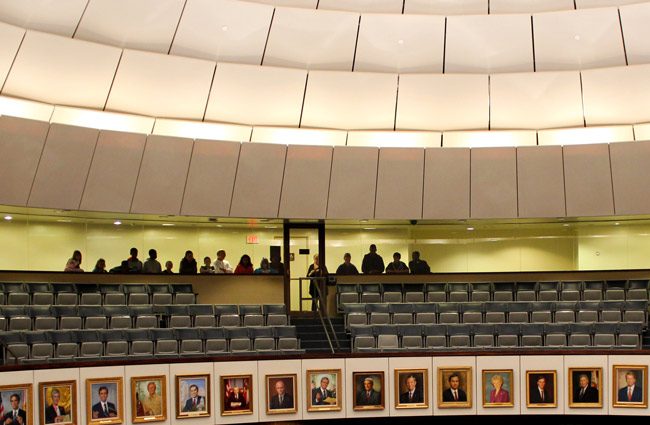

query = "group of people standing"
[{"left": 335, "top": 244, "right": 431, "bottom": 275}]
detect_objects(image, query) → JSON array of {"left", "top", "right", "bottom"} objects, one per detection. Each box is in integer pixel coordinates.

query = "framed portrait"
[
  {"left": 175, "top": 375, "right": 210, "bottom": 419},
  {"left": 526, "top": 371, "right": 557, "bottom": 408},
  {"left": 352, "top": 372, "right": 384, "bottom": 411},
  {"left": 86, "top": 378, "right": 123, "bottom": 425},
  {"left": 482, "top": 370, "right": 514, "bottom": 408},
  {"left": 394, "top": 369, "right": 428, "bottom": 409},
  {"left": 265, "top": 374, "right": 297, "bottom": 415},
  {"left": 220, "top": 375, "right": 253, "bottom": 416},
  {"left": 437, "top": 367, "right": 472, "bottom": 409},
  {"left": 306, "top": 369, "right": 342, "bottom": 412},
  {"left": 39, "top": 380, "right": 76, "bottom": 425},
  {"left": 568, "top": 368, "right": 603, "bottom": 408},
  {"left": 0, "top": 383, "right": 33, "bottom": 425},
  {"left": 612, "top": 365, "right": 648, "bottom": 408},
  {"left": 131, "top": 376, "right": 166, "bottom": 423}
]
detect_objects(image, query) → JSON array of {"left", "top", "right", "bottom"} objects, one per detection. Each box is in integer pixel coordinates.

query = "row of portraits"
[{"left": 4, "top": 365, "right": 647, "bottom": 424}]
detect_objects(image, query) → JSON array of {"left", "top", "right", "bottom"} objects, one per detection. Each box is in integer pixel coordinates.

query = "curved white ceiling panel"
[
  {"left": 396, "top": 73, "right": 489, "bottom": 131},
  {"left": 301, "top": 71, "right": 397, "bottom": 130},
  {"left": 442, "top": 130, "right": 537, "bottom": 147},
  {"left": 533, "top": 8, "right": 626, "bottom": 71},
  {"left": 403, "top": 0, "right": 487, "bottom": 15},
  {"left": 490, "top": 0, "right": 574, "bottom": 14},
  {"left": 445, "top": 14, "right": 534, "bottom": 73},
  {"left": 262, "top": 7, "right": 358, "bottom": 70},
  {"left": 354, "top": 13, "right": 445, "bottom": 73},
  {"left": 2, "top": 31, "right": 121, "bottom": 108},
  {"left": 318, "top": 0, "right": 402, "bottom": 13},
  {"left": 581, "top": 64, "right": 650, "bottom": 125},
  {"left": 246, "top": 0, "right": 317, "bottom": 7},
  {"left": 490, "top": 71, "right": 584, "bottom": 129},
  {"left": 0, "top": 0, "right": 86, "bottom": 36},
  {"left": 74, "top": 0, "right": 184, "bottom": 53},
  {"left": 205, "top": 63, "right": 307, "bottom": 126},
  {"left": 619, "top": 2, "right": 650, "bottom": 65},
  {"left": 0, "top": 22, "right": 23, "bottom": 88},
  {"left": 575, "top": 0, "right": 645, "bottom": 8},
  {"left": 105, "top": 49, "right": 215, "bottom": 119},
  {"left": 171, "top": 0, "right": 273, "bottom": 64}
]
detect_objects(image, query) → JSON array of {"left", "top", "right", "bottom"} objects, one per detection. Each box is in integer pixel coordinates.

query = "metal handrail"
[{"left": 295, "top": 277, "right": 341, "bottom": 353}]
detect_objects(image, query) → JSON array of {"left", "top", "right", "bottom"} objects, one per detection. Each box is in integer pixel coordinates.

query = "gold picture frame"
[
  {"left": 526, "top": 370, "right": 557, "bottom": 408},
  {"left": 306, "top": 369, "right": 342, "bottom": 412},
  {"left": 39, "top": 380, "right": 76, "bottom": 425},
  {"left": 85, "top": 377, "right": 124, "bottom": 425},
  {"left": 265, "top": 374, "right": 297, "bottom": 415},
  {"left": 220, "top": 375, "right": 253, "bottom": 416},
  {"left": 0, "top": 383, "right": 33, "bottom": 425},
  {"left": 612, "top": 365, "right": 648, "bottom": 408},
  {"left": 437, "top": 367, "right": 472, "bottom": 409},
  {"left": 352, "top": 371, "right": 385, "bottom": 411},
  {"left": 394, "top": 369, "right": 428, "bottom": 409},
  {"left": 482, "top": 369, "right": 514, "bottom": 408},
  {"left": 130, "top": 376, "right": 167, "bottom": 423},
  {"left": 568, "top": 368, "right": 603, "bottom": 408},
  {"left": 175, "top": 374, "right": 210, "bottom": 419}
]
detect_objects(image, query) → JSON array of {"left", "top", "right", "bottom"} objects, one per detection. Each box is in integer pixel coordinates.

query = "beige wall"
[{"left": 2, "top": 213, "right": 650, "bottom": 274}]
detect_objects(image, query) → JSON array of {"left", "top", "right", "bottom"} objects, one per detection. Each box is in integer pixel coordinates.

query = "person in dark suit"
[
  {"left": 442, "top": 374, "right": 467, "bottom": 402},
  {"left": 2, "top": 393, "right": 26, "bottom": 425},
  {"left": 226, "top": 387, "right": 248, "bottom": 410},
  {"left": 269, "top": 380, "right": 294, "bottom": 410},
  {"left": 311, "top": 377, "right": 335, "bottom": 406},
  {"left": 618, "top": 371, "right": 643, "bottom": 403},
  {"left": 356, "top": 377, "right": 381, "bottom": 406},
  {"left": 182, "top": 385, "right": 205, "bottom": 412},
  {"left": 91, "top": 386, "right": 117, "bottom": 419},
  {"left": 574, "top": 374, "right": 599, "bottom": 403},
  {"left": 44, "top": 389, "right": 66, "bottom": 424},
  {"left": 361, "top": 245, "right": 384, "bottom": 274},
  {"left": 399, "top": 375, "right": 424, "bottom": 404},
  {"left": 529, "top": 376, "right": 553, "bottom": 404}
]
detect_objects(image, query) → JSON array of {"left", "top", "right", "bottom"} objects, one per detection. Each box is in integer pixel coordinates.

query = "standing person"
[
  {"left": 213, "top": 250, "right": 233, "bottom": 274},
  {"left": 199, "top": 257, "right": 215, "bottom": 274},
  {"left": 270, "top": 256, "right": 285, "bottom": 276},
  {"left": 162, "top": 261, "right": 174, "bottom": 274},
  {"left": 386, "top": 252, "right": 409, "bottom": 274},
  {"left": 143, "top": 249, "right": 162, "bottom": 274},
  {"left": 179, "top": 251, "right": 198, "bottom": 275},
  {"left": 335, "top": 253, "right": 359, "bottom": 275},
  {"left": 361, "top": 244, "right": 384, "bottom": 274},
  {"left": 409, "top": 251, "right": 431, "bottom": 274},
  {"left": 254, "top": 258, "right": 275, "bottom": 274},
  {"left": 126, "top": 248, "right": 143, "bottom": 273},
  {"left": 234, "top": 255, "right": 254, "bottom": 274},
  {"left": 307, "top": 254, "right": 328, "bottom": 311},
  {"left": 92, "top": 258, "right": 107, "bottom": 273},
  {"left": 64, "top": 250, "right": 84, "bottom": 272}
]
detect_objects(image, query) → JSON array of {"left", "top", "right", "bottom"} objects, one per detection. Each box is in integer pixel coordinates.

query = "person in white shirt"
[{"left": 213, "top": 250, "right": 233, "bottom": 274}]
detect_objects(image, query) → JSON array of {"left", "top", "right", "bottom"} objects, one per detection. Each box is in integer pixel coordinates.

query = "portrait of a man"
[
  {"left": 3, "top": 393, "right": 27, "bottom": 425},
  {"left": 221, "top": 375, "right": 253, "bottom": 416},
  {"left": 131, "top": 376, "right": 166, "bottom": 423},
  {"left": 526, "top": 371, "right": 556, "bottom": 407},
  {"left": 266, "top": 374, "right": 296, "bottom": 414},
  {"left": 568, "top": 368, "right": 601, "bottom": 407},
  {"left": 353, "top": 373, "right": 384, "bottom": 410},
  {"left": 395, "top": 370, "right": 427, "bottom": 409},
  {"left": 0, "top": 385, "right": 32, "bottom": 425},
  {"left": 613, "top": 366, "right": 647, "bottom": 408},
  {"left": 176, "top": 375, "right": 210, "bottom": 419},
  {"left": 39, "top": 381, "right": 75, "bottom": 425},
  {"left": 306, "top": 370, "right": 341, "bottom": 412},
  {"left": 86, "top": 378, "right": 122, "bottom": 425},
  {"left": 438, "top": 367, "right": 472, "bottom": 408}
]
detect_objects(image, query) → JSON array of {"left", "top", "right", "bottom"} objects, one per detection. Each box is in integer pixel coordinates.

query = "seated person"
[
  {"left": 336, "top": 253, "right": 359, "bottom": 275},
  {"left": 385, "top": 252, "right": 409, "bottom": 274},
  {"left": 199, "top": 256, "right": 215, "bottom": 274},
  {"left": 234, "top": 255, "right": 254, "bottom": 274},
  {"left": 409, "top": 251, "right": 431, "bottom": 274},
  {"left": 254, "top": 258, "right": 276, "bottom": 274},
  {"left": 162, "top": 261, "right": 174, "bottom": 274}
]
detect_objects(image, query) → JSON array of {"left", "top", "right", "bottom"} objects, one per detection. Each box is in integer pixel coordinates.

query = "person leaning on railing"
[{"left": 307, "top": 254, "right": 328, "bottom": 311}]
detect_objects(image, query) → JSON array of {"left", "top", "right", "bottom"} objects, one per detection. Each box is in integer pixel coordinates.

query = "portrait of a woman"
[{"left": 489, "top": 374, "right": 510, "bottom": 403}]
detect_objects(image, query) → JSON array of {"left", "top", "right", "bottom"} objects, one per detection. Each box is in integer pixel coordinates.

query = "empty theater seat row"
[
  {"left": 350, "top": 323, "right": 644, "bottom": 352},
  {"left": 344, "top": 301, "right": 648, "bottom": 329},
  {"left": 0, "top": 282, "right": 196, "bottom": 306},
  {"left": 0, "top": 304, "right": 288, "bottom": 331},
  {"left": 337, "top": 280, "right": 650, "bottom": 307},
  {"left": 0, "top": 326, "right": 302, "bottom": 365}
]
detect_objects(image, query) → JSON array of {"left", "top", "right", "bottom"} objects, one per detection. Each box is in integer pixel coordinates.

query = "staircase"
[{"left": 291, "top": 314, "right": 351, "bottom": 353}]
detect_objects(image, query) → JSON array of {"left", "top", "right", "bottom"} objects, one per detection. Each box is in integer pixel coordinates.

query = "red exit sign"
[{"left": 246, "top": 235, "right": 259, "bottom": 244}]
